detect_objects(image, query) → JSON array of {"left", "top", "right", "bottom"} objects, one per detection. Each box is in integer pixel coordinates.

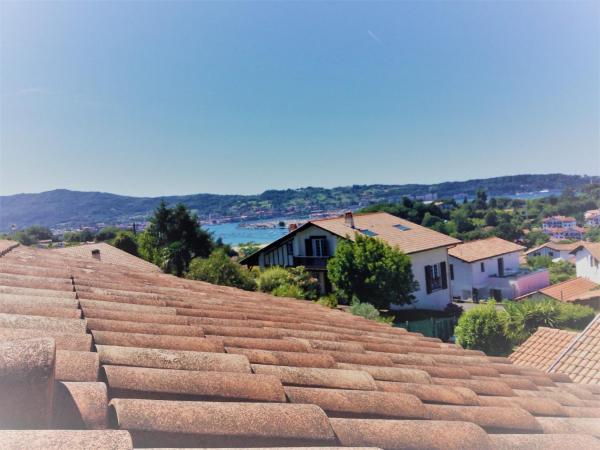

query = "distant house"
[
  {"left": 524, "top": 241, "right": 581, "bottom": 263},
  {"left": 448, "top": 237, "right": 549, "bottom": 301},
  {"left": 521, "top": 277, "right": 600, "bottom": 310},
  {"left": 541, "top": 215, "right": 584, "bottom": 240},
  {"left": 240, "top": 212, "right": 460, "bottom": 310},
  {"left": 571, "top": 242, "right": 600, "bottom": 284},
  {"left": 585, "top": 209, "right": 600, "bottom": 227}
]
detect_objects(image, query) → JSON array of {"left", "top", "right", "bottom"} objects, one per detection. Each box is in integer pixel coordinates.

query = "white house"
[
  {"left": 240, "top": 211, "right": 461, "bottom": 310},
  {"left": 585, "top": 209, "right": 600, "bottom": 227},
  {"left": 542, "top": 216, "right": 577, "bottom": 230},
  {"left": 448, "top": 237, "right": 549, "bottom": 301},
  {"left": 541, "top": 215, "right": 585, "bottom": 240},
  {"left": 571, "top": 242, "right": 600, "bottom": 284},
  {"left": 524, "top": 241, "right": 581, "bottom": 263}
]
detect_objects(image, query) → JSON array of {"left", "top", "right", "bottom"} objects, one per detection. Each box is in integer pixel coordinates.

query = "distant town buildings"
[
  {"left": 585, "top": 209, "right": 600, "bottom": 227},
  {"left": 541, "top": 215, "right": 585, "bottom": 240}
]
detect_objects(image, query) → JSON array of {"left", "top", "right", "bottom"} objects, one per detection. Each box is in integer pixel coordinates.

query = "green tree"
[
  {"left": 548, "top": 260, "right": 576, "bottom": 284},
  {"left": 586, "top": 227, "right": 600, "bottom": 243},
  {"left": 327, "top": 234, "right": 418, "bottom": 309},
  {"left": 112, "top": 232, "right": 138, "bottom": 256},
  {"left": 238, "top": 242, "right": 261, "bottom": 258},
  {"left": 454, "top": 302, "right": 513, "bottom": 356},
  {"left": 138, "top": 201, "right": 214, "bottom": 275},
  {"left": 187, "top": 249, "right": 256, "bottom": 291},
  {"left": 484, "top": 210, "right": 498, "bottom": 227},
  {"left": 96, "top": 226, "right": 120, "bottom": 242},
  {"left": 24, "top": 225, "right": 53, "bottom": 241}
]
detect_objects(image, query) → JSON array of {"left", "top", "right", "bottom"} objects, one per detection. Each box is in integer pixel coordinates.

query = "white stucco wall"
[
  {"left": 527, "top": 247, "right": 573, "bottom": 262},
  {"left": 293, "top": 226, "right": 339, "bottom": 257},
  {"left": 393, "top": 246, "right": 452, "bottom": 311},
  {"left": 575, "top": 248, "right": 600, "bottom": 283}
]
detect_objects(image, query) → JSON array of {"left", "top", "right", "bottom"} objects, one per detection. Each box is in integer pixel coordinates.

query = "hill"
[{"left": 0, "top": 174, "right": 595, "bottom": 230}]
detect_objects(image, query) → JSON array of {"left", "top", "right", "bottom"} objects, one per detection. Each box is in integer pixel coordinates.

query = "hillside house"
[
  {"left": 524, "top": 241, "right": 581, "bottom": 263},
  {"left": 448, "top": 237, "right": 549, "bottom": 301},
  {"left": 241, "top": 212, "right": 460, "bottom": 310},
  {"left": 571, "top": 242, "right": 600, "bottom": 284},
  {"left": 542, "top": 216, "right": 585, "bottom": 240},
  {"left": 585, "top": 209, "right": 600, "bottom": 227}
]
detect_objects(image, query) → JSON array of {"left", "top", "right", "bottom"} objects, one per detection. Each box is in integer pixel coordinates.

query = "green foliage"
[
  {"left": 316, "top": 295, "right": 338, "bottom": 309},
  {"left": 257, "top": 266, "right": 317, "bottom": 300},
  {"left": 139, "top": 201, "right": 214, "bottom": 276},
  {"left": 349, "top": 300, "right": 381, "bottom": 320},
  {"left": 112, "top": 232, "right": 138, "bottom": 256},
  {"left": 557, "top": 302, "right": 596, "bottom": 329},
  {"left": 549, "top": 260, "right": 576, "bottom": 284},
  {"left": 95, "top": 226, "right": 120, "bottom": 242},
  {"left": 484, "top": 210, "right": 498, "bottom": 227},
  {"left": 258, "top": 267, "right": 291, "bottom": 293},
  {"left": 187, "top": 249, "right": 256, "bottom": 291},
  {"left": 237, "top": 242, "right": 261, "bottom": 259},
  {"left": 454, "top": 302, "right": 513, "bottom": 356},
  {"left": 586, "top": 227, "right": 600, "bottom": 243},
  {"left": 327, "top": 234, "right": 418, "bottom": 309},
  {"left": 272, "top": 283, "right": 304, "bottom": 299},
  {"left": 522, "top": 230, "right": 550, "bottom": 247},
  {"left": 64, "top": 229, "right": 95, "bottom": 243},
  {"left": 528, "top": 255, "right": 553, "bottom": 269}
]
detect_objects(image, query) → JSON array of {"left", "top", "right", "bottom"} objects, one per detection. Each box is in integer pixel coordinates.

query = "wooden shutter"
[
  {"left": 425, "top": 265, "right": 433, "bottom": 294},
  {"left": 321, "top": 239, "right": 329, "bottom": 257},
  {"left": 441, "top": 261, "right": 448, "bottom": 289},
  {"left": 305, "top": 239, "right": 313, "bottom": 256}
]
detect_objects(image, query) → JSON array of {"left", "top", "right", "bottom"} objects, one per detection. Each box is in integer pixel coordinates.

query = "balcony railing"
[{"left": 293, "top": 256, "right": 330, "bottom": 268}]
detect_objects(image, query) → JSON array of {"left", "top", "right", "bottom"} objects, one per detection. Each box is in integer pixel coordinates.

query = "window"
[
  {"left": 312, "top": 238, "right": 328, "bottom": 257},
  {"left": 480, "top": 262, "right": 485, "bottom": 272},
  {"left": 425, "top": 261, "right": 448, "bottom": 294},
  {"left": 548, "top": 251, "right": 554, "bottom": 257},
  {"left": 394, "top": 224, "right": 411, "bottom": 231},
  {"left": 449, "top": 264, "right": 454, "bottom": 281},
  {"left": 286, "top": 242, "right": 293, "bottom": 255},
  {"left": 360, "top": 229, "right": 378, "bottom": 237}
]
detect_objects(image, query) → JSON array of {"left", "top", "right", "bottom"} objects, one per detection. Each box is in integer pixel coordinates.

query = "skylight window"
[
  {"left": 394, "top": 224, "right": 411, "bottom": 231},
  {"left": 360, "top": 229, "right": 378, "bottom": 237}
]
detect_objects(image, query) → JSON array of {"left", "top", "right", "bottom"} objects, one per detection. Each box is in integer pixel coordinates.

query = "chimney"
[
  {"left": 344, "top": 211, "right": 355, "bottom": 228},
  {"left": 91, "top": 249, "right": 101, "bottom": 260},
  {"left": 288, "top": 223, "right": 298, "bottom": 232}
]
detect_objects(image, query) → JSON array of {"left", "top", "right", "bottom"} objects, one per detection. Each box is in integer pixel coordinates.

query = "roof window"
[
  {"left": 394, "top": 224, "right": 411, "bottom": 231},
  {"left": 360, "top": 229, "right": 378, "bottom": 237}
]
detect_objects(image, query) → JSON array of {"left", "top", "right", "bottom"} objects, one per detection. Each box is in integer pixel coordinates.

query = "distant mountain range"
[{"left": 0, "top": 174, "right": 596, "bottom": 231}]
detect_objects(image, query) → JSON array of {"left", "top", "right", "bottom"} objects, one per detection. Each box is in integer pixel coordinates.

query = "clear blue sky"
[{"left": 1, "top": 1, "right": 598, "bottom": 197}]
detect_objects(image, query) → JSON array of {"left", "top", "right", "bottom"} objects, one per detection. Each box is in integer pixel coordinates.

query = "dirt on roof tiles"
[{"left": 1, "top": 244, "right": 600, "bottom": 448}]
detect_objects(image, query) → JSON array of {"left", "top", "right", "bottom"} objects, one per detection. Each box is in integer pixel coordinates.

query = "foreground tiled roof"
[
  {"left": 538, "top": 277, "right": 600, "bottom": 303},
  {"left": 509, "top": 327, "right": 578, "bottom": 371},
  {"left": 571, "top": 242, "right": 600, "bottom": 261},
  {"left": 549, "top": 315, "right": 600, "bottom": 385},
  {"left": 1, "top": 244, "right": 600, "bottom": 449},
  {"left": 54, "top": 242, "right": 160, "bottom": 272},
  {"left": 312, "top": 212, "right": 461, "bottom": 254},
  {"left": 448, "top": 237, "right": 524, "bottom": 263}
]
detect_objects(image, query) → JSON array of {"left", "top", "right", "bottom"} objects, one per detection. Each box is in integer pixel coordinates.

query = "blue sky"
[{"left": 1, "top": 1, "right": 598, "bottom": 197}]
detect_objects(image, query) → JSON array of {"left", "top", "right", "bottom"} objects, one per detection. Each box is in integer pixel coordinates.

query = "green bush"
[
  {"left": 454, "top": 302, "right": 513, "bottom": 356},
  {"left": 112, "top": 232, "right": 139, "bottom": 256},
  {"left": 316, "top": 295, "right": 338, "bottom": 309},
  {"left": 327, "top": 234, "right": 418, "bottom": 309},
  {"left": 187, "top": 249, "right": 256, "bottom": 291},
  {"left": 556, "top": 301, "right": 595, "bottom": 329},
  {"left": 258, "top": 267, "right": 292, "bottom": 293},
  {"left": 272, "top": 283, "right": 304, "bottom": 299},
  {"left": 287, "top": 266, "right": 319, "bottom": 300},
  {"left": 349, "top": 300, "right": 381, "bottom": 320}
]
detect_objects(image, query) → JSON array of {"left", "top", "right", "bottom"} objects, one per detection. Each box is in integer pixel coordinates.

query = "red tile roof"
[
  {"left": 509, "top": 327, "right": 578, "bottom": 370},
  {"left": 524, "top": 240, "right": 583, "bottom": 255},
  {"left": 448, "top": 237, "right": 524, "bottom": 263},
  {"left": 538, "top": 277, "right": 600, "bottom": 302},
  {"left": 571, "top": 242, "right": 600, "bottom": 261},
  {"left": 0, "top": 244, "right": 599, "bottom": 448}
]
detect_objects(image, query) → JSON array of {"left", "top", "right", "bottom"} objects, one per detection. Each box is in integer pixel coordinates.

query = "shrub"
[
  {"left": 112, "top": 232, "right": 139, "bottom": 256},
  {"left": 556, "top": 301, "right": 595, "bottom": 330},
  {"left": 316, "top": 295, "right": 338, "bottom": 309},
  {"left": 549, "top": 260, "right": 576, "bottom": 284},
  {"left": 287, "top": 266, "right": 319, "bottom": 300},
  {"left": 454, "top": 302, "right": 513, "bottom": 356},
  {"left": 258, "top": 267, "right": 291, "bottom": 293},
  {"left": 96, "top": 226, "right": 120, "bottom": 242},
  {"left": 349, "top": 300, "right": 381, "bottom": 321},
  {"left": 272, "top": 283, "right": 304, "bottom": 299},
  {"left": 187, "top": 249, "right": 256, "bottom": 291},
  {"left": 327, "top": 234, "right": 418, "bottom": 309}
]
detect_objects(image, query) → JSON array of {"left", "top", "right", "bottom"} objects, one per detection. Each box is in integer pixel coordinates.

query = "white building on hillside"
[
  {"left": 571, "top": 243, "right": 600, "bottom": 284},
  {"left": 448, "top": 237, "right": 549, "bottom": 301},
  {"left": 585, "top": 209, "right": 600, "bottom": 227},
  {"left": 241, "top": 212, "right": 460, "bottom": 310},
  {"left": 525, "top": 241, "right": 581, "bottom": 263}
]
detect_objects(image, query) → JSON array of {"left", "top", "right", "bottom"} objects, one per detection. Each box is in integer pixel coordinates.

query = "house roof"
[
  {"left": 310, "top": 212, "right": 460, "bottom": 254},
  {"left": 509, "top": 327, "right": 578, "bottom": 371},
  {"left": 53, "top": 242, "right": 161, "bottom": 272},
  {"left": 538, "top": 277, "right": 600, "bottom": 303},
  {"left": 447, "top": 237, "right": 524, "bottom": 263},
  {"left": 524, "top": 241, "right": 583, "bottom": 256},
  {"left": 543, "top": 216, "right": 577, "bottom": 223},
  {"left": 571, "top": 242, "right": 600, "bottom": 261},
  {"left": 549, "top": 315, "right": 600, "bottom": 385},
  {"left": 1, "top": 244, "right": 600, "bottom": 448},
  {"left": 241, "top": 212, "right": 460, "bottom": 265}
]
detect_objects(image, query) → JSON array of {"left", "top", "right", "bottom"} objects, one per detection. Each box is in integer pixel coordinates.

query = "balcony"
[{"left": 293, "top": 256, "right": 330, "bottom": 268}]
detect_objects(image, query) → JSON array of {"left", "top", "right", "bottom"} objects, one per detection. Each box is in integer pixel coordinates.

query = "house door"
[{"left": 497, "top": 258, "right": 504, "bottom": 277}]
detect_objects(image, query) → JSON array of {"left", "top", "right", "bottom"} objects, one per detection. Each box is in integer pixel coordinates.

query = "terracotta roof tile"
[
  {"left": 1, "top": 243, "right": 600, "bottom": 448},
  {"left": 537, "top": 278, "right": 599, "bottom": 302},
  {"left": 489, "top": 434, "right": 600, "bottom": 450},
  {"left": 448, "top": 237, "right": 524, "bottom": 262},
  {"left": 0, "top": 430, "right": 133, "bottom": 450}
]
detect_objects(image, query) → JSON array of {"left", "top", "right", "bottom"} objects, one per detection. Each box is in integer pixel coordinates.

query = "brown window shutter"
[
  {"left": 425, "top": 265, "right": 433, "bottom": 294},
  {"left": 441, "top": 261, "right": 448, "bottom": 289},
  {"left": 305, "top": 239, "right": 313, "bottom": 256}
]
